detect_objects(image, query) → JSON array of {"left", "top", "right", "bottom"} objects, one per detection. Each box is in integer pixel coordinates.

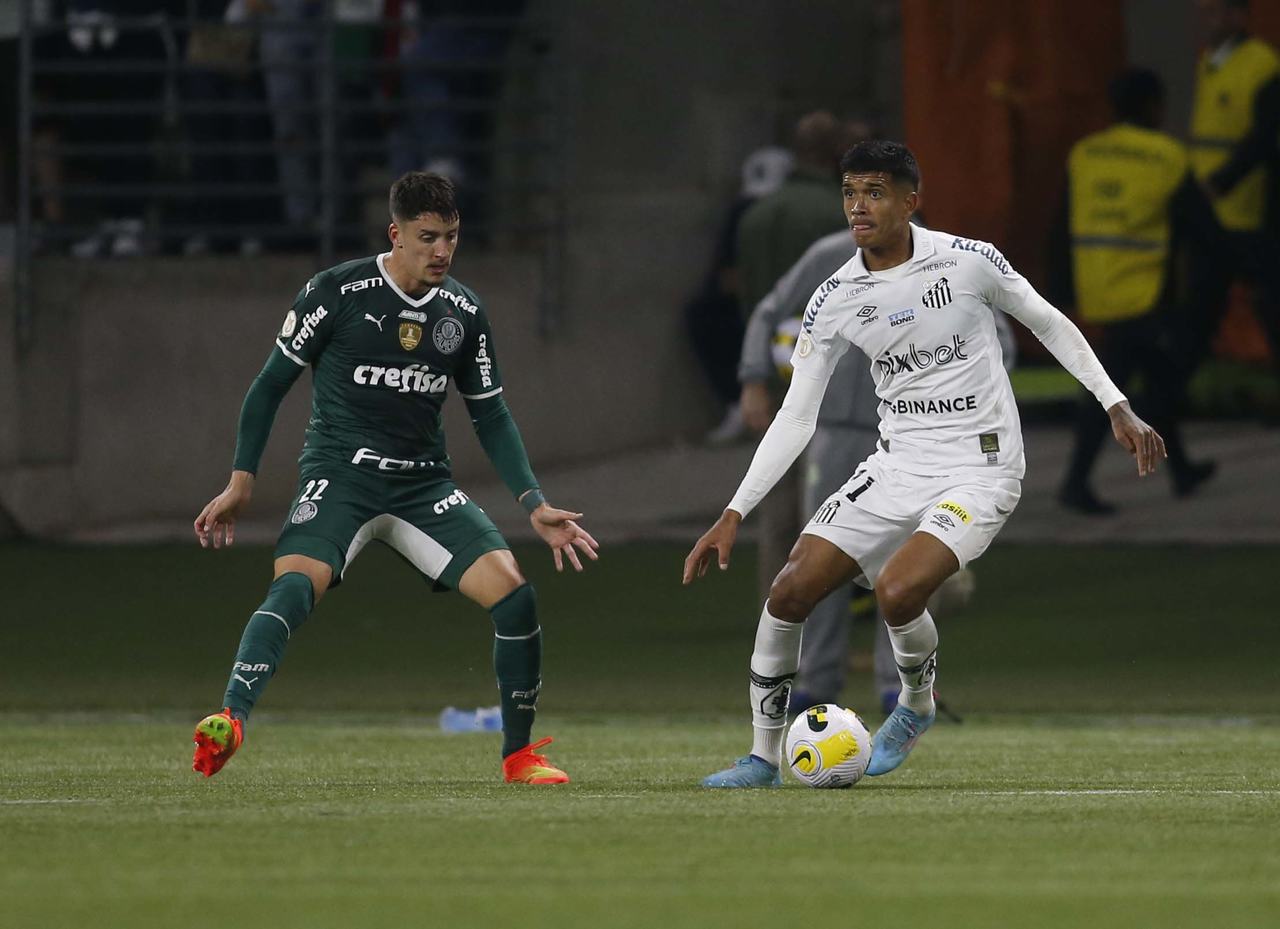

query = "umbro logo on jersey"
[
  {"left": 922, "top": 277, "right": 953, "bottom": 308},
  {"left": 857, "top": 305, "right": 880, "bottom": 326},
  {"left": 364, "top": 313, "right": 386, "bottom": 331}
]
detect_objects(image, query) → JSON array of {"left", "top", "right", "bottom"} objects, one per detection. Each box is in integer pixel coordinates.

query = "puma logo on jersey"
[
  {"left": 365, "top": 313, "right": 386, "bottom": 331},
  {"left": 233, "top": 674, "right": 259, "bottom": 689}
]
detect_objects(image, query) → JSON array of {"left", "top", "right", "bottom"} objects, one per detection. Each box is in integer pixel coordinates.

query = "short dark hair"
[
  {"left": 1108, "top": 68, "right": 1165, "bottom": 123},
  {"left": 389, "top": 172, "right": 459, "bottom": 223},
  {"left": 839, "top": 141, "right": 920, "bottom": 190}
]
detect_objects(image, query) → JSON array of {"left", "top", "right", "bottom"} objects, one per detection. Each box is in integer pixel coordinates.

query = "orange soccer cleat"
[
  {"left": 502, "top": 737, "right": 570, "bottom": 784},
  {"left": 192, "top": 708, "right": 244, "bottom": 778}
]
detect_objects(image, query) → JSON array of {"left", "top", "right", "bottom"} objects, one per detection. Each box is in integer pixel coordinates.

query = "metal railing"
[{"left": 14, "top": 0, "right": 568, "bottom": 346}]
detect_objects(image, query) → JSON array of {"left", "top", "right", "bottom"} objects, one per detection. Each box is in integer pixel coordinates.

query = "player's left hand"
[
  {"left": 1108, "top": 400, "right": 1167, "bottom": 477},
  {"left": 530, "top": 504, "right": 599, "bottom": 572}
]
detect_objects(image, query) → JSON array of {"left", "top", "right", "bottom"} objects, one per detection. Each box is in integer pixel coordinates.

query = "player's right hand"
[
  {"left": 682, "top": 509, "right": 742, "bottom": 584},
  {"left": 194, "top": 472, "right": 254, "bottom": 549}
]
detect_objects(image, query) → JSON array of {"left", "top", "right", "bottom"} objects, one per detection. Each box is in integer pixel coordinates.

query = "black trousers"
[
  {"left": 1180, "top": 230, "right": 1280, "bottom": 377},
  {"left": 1062, "top": 313, "right": 1195, "bottom": 492}
]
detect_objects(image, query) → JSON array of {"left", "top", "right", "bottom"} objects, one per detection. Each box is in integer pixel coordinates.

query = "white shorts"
[{"left": 802, "top": 451, "right": 1021, "bottom": 589}]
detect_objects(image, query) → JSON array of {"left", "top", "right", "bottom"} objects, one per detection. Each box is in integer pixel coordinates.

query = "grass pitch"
[{"left": 2, "top": 541, "right": 1278, "bottom": 928}]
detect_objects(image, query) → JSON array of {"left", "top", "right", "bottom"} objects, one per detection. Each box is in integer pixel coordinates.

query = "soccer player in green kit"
[{"left": 191, "top": 172, "right": 597, "bottom": 784}]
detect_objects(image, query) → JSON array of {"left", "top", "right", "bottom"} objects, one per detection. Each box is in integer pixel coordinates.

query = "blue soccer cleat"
[
  {"left": 701, "top": 754, "right": 782, "bottom": 788},
  {"left": 866, "top": 704, "right": 935, "bottom": 776}
]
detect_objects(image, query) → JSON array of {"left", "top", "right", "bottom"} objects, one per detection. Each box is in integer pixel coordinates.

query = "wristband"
[{"left": 519, "top": 489, "right": 546, "bottom": 514}]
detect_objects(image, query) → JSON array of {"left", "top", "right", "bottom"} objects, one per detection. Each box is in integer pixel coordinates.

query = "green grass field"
[{"left": 3, "top": 542, "right": 1278, "bottom": 928}]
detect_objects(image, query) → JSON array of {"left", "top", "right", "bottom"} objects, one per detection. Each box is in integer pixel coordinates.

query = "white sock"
[
  {"left": 748, "top": 603, "right": 804, "bottom": 765},
  {"left": 886, "top": 610, "right": 938, "bottom": 715}
]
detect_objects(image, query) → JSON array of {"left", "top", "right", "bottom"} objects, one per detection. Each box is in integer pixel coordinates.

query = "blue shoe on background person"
[
  {"left": 701, "top": 755, "right": 782, "bottom": 788},
  {"left": 866, "top": 704, "right": 935, "bottom": 776}
]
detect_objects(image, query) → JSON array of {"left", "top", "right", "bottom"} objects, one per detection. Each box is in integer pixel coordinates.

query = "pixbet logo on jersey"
[
  {"left": 352, "top": 362, "right": 448, "bottom": 393},
  {"left": 874, "top": 334, "right": 969, "bottom": 382}
]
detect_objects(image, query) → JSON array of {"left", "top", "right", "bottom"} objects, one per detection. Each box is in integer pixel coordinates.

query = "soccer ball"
[{"left": 785, "top": 704, "right": 873, "bottom": 788}]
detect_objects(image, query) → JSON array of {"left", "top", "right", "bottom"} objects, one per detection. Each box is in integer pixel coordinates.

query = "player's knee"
[
  {"left": 876, "top": 574, "right": 928, "bottom": 626},
  {"left": 767, "top": 571, "right": 815, "bottom": 623},
  {"left": 491, "top": 583, "right": 538, "bottom": 637}
]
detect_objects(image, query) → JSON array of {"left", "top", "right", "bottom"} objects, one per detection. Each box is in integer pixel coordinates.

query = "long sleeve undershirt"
[
  {"left": 465, "top": 393, "right": 539, "bottom": 501},
  {"left": 232, "top": 348, "right": 304, "bottom": 474}
]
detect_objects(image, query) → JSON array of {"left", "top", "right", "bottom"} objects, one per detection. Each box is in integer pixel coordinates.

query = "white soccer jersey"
[{"left": 727, "top": 224, "right": 1126, "bottom": 517}]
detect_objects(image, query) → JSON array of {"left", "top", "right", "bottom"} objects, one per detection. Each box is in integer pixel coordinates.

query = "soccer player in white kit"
[{"left": 684, "top": 141, "right": 1167, "bottom": 787}]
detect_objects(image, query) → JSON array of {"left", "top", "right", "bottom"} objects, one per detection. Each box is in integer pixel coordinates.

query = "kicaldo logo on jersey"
[
  {"left": 475, "top": 334, "right": 494, "bottom": 388},
  {"left": 432, "top": 489, "right": 470, "bottom": 515},
  {"left": 875, "top": 334, "right": 968, "bottom": 382},
  {"left": 352, "top": 362, "right": 448, "bottom": 394}
]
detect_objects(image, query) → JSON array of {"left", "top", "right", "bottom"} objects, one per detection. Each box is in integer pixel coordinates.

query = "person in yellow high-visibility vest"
[
  {"left": 1052, "top": 69, "right": 1223, "bottom": 515},
  {"left": 1188, "top": 0, "right": 1280, "bottom": 379}
]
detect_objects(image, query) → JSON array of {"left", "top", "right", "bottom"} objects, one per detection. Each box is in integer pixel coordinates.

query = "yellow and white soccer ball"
[{"left": 785, "top": 704, "right": 873, "bottom": 788}]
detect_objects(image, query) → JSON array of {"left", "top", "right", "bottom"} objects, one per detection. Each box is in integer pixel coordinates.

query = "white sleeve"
[
  {"left": 726, "top": 287, "right": 847, "bottom": 518},
  {"left": 979, "top": 254, "right": 1126, "bottom": 411},
  {"left": 726, "top": 367, "right": 828, "bottom": 518}
]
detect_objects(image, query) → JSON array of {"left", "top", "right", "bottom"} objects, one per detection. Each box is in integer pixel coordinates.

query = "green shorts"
[{"left": 275, "top": 457, "right": 508, "bottom": 592}]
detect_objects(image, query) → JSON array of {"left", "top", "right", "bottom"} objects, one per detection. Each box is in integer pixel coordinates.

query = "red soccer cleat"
[
  {"left": 502, "top": 737, "right": 570, "bottom": 784},
  {"left": 192, "top": 708, "right": 244, "bottom": 778}
]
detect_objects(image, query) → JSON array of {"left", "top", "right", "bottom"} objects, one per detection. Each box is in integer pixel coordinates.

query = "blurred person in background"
[
  {"left": 61, "top": 0, "right": 174, "bottom": 258},
  {"left": 740, "top": 227, "right": 1015, "bottom": 714},
  {"left": 246, "top": 0, "right": 321, "bottom": 243},
  {"left": 736, "top": 111, "right": 860, "bottom": 601},
  {"left": 179, "top": 0, "right": 271, "bottom": 256},
  {"left": 686, "top": 145, "right": 793, "bottom": 445},
  {"left": 389, "top": 0, "right": 528, "bottom": 231},
  {"left": 1188, "top": 0, "right": 1280, "bottom": 397},
  {"left": 1054, "top": 68, "right": 1222, "bottom": 515}
]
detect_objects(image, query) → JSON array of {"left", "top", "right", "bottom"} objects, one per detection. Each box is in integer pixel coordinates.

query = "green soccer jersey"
[{"left": 273, "top": 253, "right": 503, "bottom": 476}]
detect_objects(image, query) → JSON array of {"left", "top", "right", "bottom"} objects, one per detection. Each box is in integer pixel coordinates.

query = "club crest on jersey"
[
  {"left": 922, "top": 277, "right": 953, "bottom": 309},
  {"left": 280, "top": 310, "right": 298, "bottom": 338},
  {"left": 399, "top": 322, "right": 422, "bottom": 351},
  {"left": 432, "top": 317, "right": 465, "bottom": 354}
]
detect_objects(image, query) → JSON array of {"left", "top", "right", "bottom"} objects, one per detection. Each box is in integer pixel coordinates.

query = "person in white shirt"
[{"left": 684, "top": 141, "right": 1166, "bottom": 788}]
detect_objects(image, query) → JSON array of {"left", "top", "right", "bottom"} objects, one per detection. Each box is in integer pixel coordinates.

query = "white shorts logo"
[{"left": 291, "top": 501, "right": 318, "bottom": 524}]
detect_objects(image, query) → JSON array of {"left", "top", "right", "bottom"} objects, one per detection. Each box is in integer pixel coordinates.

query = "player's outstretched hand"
[
  {"left": 1108, "top": 400, "right": 1167, "bottom": 477},
  {"left": 194, "top": 471, "right": 254, "bottom": 549},
  {"left": 682, "top": 509, "right": 742, "bottom": 585},
  {"left": 530, "top": 504, "right": 599, "bottom": 572}
]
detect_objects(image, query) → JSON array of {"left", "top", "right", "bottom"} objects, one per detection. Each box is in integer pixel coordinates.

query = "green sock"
[
  {"left": 222, "top": 572, "right": 314, "bottom": 721},
  {"left": 490, "top": 584, "right": 542, "bottom": 758}
]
